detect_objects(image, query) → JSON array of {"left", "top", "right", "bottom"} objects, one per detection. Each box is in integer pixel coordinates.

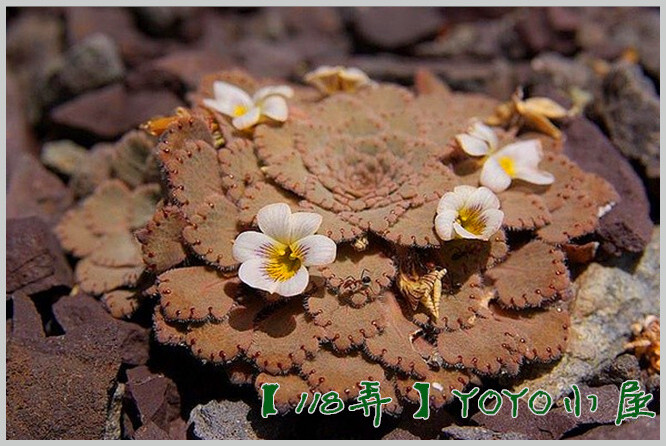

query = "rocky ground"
[{"left": 5, "top": 7, "right": 660, "bottom": 439}]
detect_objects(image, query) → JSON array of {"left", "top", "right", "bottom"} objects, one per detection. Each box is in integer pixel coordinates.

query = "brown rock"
[
  {"left": 7, "top": 293, "right": 149, "bottom": 439},
  {"left": 7, "top": 216, "right": 73, "bottom": 296},
  {"left": 7, "top": 153, "right": 74, "bottom": 226},
  {"left": 353, "top": 8, "right": 443, "bottom": 50},
  {"left": 125, "top": 365, "right": 183, "bottom": 437},
  {"left": 562, "top": 118, "right": 653, "bottom": 255},
  {"left": 66, "top": 7, "right": 166, "bottom": 66},
  {"left": 50, "top": 84, "right": 183, "bottom": 139},
  {"left": 7, "top": 71, "right": 39, "bottom": 182},
  {"left": 570, "top": 415, "right": 660, "bottom": 440}
]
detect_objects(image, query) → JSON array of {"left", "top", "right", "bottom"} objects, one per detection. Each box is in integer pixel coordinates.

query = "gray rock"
[
  {"left": 39, "top": 34, "right": 125, "bottom": 110},
  {"left": 442, "top": 425, "right": 531, "bottom": 440},
  {"left": 600, "top": 62, "right": 659, "bottom": 180},
  {"left": 507, "top": 227, "right": 659, "bottom": 401},
  {"left": 189, "top": 399, "right": 258, "bottom": 440}
]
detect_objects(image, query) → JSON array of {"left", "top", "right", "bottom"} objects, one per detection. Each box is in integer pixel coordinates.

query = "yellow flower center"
[
  {"left": 233, "top": 104, "right": 249, "bottom": 117},
  {"left": 498, "top": 156, "right": 516, "bottom": 177},
  {"left": 264, "top": 244, "right": 305, "bottom": 282},
  {"left": 456, "top": 205, "right": 487, "bottom": 236}
]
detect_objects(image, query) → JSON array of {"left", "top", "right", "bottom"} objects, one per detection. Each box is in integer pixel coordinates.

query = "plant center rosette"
[{"left": 56, "top": 69, "right": 619, "bottom": 414}]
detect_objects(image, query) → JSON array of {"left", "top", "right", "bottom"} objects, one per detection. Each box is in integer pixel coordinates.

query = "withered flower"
[{"left": 304, "top": 65, "right": 375, "bottom": 95}]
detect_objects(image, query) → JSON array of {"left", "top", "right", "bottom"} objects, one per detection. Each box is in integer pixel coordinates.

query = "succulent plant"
[{"left": 56, "top": 69, "right": 620, "bottom": 415}]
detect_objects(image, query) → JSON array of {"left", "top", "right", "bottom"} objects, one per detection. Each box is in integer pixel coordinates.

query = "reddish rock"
[
  {"left": 7, "top": 293, "right": 150, "bottom": 439},
  {"left": 7, "top": 72, "right": 39, "bottom": 182},
  {"left": 7, "top": 217, "right": 73, "bottom": 296},
  {"left": 7, "top": 153, "right": 73, "bottom": 227},
  {"left": 125, "top": 365, "right": 183, "bottom": 438},
  {"left": 65, "top": 7, "right": 166, "bottom": 66},
  {"left": 570, "top": 415, "right": 660, "bottom": 440},
  {"left": 49, "top": 84, "right": 183, "bottom": 139},
  {"left": 353, "top": 8, "right": 443, "bottom": 50},
  {"left": 562, "top": 118, "right": 653, "bottom": 255}
]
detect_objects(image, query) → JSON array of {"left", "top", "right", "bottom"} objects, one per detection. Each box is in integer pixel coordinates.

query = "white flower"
[
  {"left": 455, "top": 120, "right": 499, "bottom": 157},
  {"left": 232, "top": 203, "right": 337, "bottom": 297},
  {"left": 435, "top": 186, "right": 504, "bottom": 241},
  {"left": 203, "top": 81, "right": 294, "bottom": 130},
  {"left": 456, "top": 122, "right": 555, "bottom": 193},
  {"left": 480, "top": 140, "right": 555, "bottom": 193},
  {"left": 304, "top": 65, "right": 375, "bottom": 95}
]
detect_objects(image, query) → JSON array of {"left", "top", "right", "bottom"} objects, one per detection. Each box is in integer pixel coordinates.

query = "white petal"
[
  {"left": 452, "top": 222, "right": 484, "bottom": 240},
  {"left": 435, "top": 210, "right": 458, "bottom": 241},
  {"left": 212, "top": 81, "right": 253, "bottom": 115},
  {"left": 514, "top": 168, "right": 555, "bottom": 185},
  {"left": 259, "top": 96, "right": 289, "bottom": 122},
  {"left": 469, "top": 122, "right": 498, "bottom": 151},
  {"left": 456, "top": 134, "right": 490, "bottom": 157},
  {"left": 253, "top": 85, "right": 294, "bottom": 101},
  {"left": 232, "top": 231, "right": 278, "bottom": 263},
  {"left": 231, "top": 106, "right": 261, "bottom": 130},
  {"left": 437, "top": 185, "right": 477, "bottom": 213},
  {"left": 274, "top": 266, "right": 310, "bottom": 297},
  {"left": 202, "top": 98, "right": 227, "bottom": 115},
  {"left": 479, "top": 209, "right": 504, "bottom": 239},
  {"left": 289, "top": 212, "right": 323, "bottom": 243},
  {"left": 480, "top": 157, "right": 512, "bottom": 193},
  {"left": 257, "top": 203, "right": 292, "bottom": 244},
  {"left": 294, "top": 234, "right": 337, "bottom": 266},
  {"left": 494, "top": 139, "right": 543, "bottom": 169},
  {"left": 466, "top": 186, "right": 500, "bottom": 211},
  {"left": 238, "top": 258, "right": 280, "bottom": 294}
]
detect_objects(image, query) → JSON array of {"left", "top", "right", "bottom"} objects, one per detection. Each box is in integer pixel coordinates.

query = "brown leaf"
[
  {"left": 218, "top": 138, "right": 262, "bottom": 203},
  {"left": 306, "top": 286, "right": 386, "bottom": 352},
  {"left": 499, "top": 189, "right": 552, "bottom": 231},
  {"left": 364, "top": 292, "right": 431, "bottom": 379},
  {"left": 157, "top": 266, "right": 239, "bottom": 322},
  {"left": 129, "top": 183, "right": 162, "bottom": 229},
  {"left": 487, "top": 241, "right": 570, "bottom": 309},
  {"left": 434, "top": 230, "right": 508, "bottom": 285},
  {"left": 75, "top": 257, "right": 144, "bottom": 295},
  {"left": 102, "top": 289, "right": 141, "bottom": 319},
  {"left": 89, "top": 231, "right": 142, "bottom": 267},
  {"left": 153, "top": 307, "right": 187, "bottom": 346},
  {"left": 255, "top": 373, "right": 312, "bottom": 412},
  {"left": 247, "top": 298, "right": 324, "bottom": 375},
  {"left": 238, "top": 180, "right": 302, "bottom": 227},
  {"left": 55, "top": 207, "right": 102, "bottom": 257},
  {"left": 81, "top": 179, "right": 133, "bottom": 235},
  {"left": 182, "top": 193, "right": 239, "bottom": 270},
  {"left": 136, "top": 205, "right": 188, "bottom": 274},
  {"left": 395, "top": 366, "right": 473, "bottom": 409},
  {"left": 315, "top": 243, "right": 396, "bottom": 303}
]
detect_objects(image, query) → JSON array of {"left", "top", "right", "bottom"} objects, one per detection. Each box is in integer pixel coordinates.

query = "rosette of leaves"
[{"left": 57, "top": 70, "right": 619, "bottom": 415}]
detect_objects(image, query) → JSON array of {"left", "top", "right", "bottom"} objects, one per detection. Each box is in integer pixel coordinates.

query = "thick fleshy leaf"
[
  {"left": 157, "top": 266, "right": 239, "bottom": 322},
  {"left": 255, "top": 373, "right": 313, "bottom": 413},
  {"left": 498, "top": 189, "right": 552, "bottom": 230},
  {"left": 537, "top": 191, "right": 599, "bottom": 244},
  {"left": 315, "top": 244, "right": 395, "bottom": 304},
  {"left": 55, "top": 207, "right": 102, "bottom": 257},
  {"left": 111, "top": 130, "right": 158, "bottom": 187},
  {"left": 434, "top": 230, "right": 508, "bottom": 285},
  {"left": 129, "top": 183, "right": 162, "bottom": 229},
  {"left": 238, "top": 181, "right": 302, "bottom": 227},
  {"left": 218, "top": 138, "right": 262, "bottom": 202},
  {"left": 436, "top": 303, "right": 569, "bottom": 375},
  {"left": 487, "top": 241, "right": 570, "bottom": 309},
  {"left": 185, "top": 295, "right": 264, "bottom": 363},
  {"left": 136, "top": 205, "right": 188, "bottom": 274},
  {"left": 247, "top": 298, "right": 324, "bottom": 374},
  {"left": 75, "top": 257, "right": 144, "bottom": 295},
  {"left": 81, "top": 179, "right": 133, "bottom": 235},
  {"left": 153, "top": 307, "right": 188, "bottom": 346},
  {"left": 182, "top": 193, "right": 240, "bottom": 270},
  {"left": 159, "top": 135, "right": 221, "bottom": 217},
  {"left": 396, "top": 366, "right": 473, "bottom": 409},
  {"left": 306, "top": 286, "right": 386, "bottom": 352},
  {"left": 102, "top": 289, "right": 141, "bottom": 319},
  {"left": 298, "top": 201, "right": 362, "bottom": 243},
  {"left": 89, "top": 231, "right": 143, "bottom": 267},
  {"left": 363, "top": 292, "right": 431, "bottom": 379},
  {"left": 301, "top": 349, "right": 396, "bottom": 405}
]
